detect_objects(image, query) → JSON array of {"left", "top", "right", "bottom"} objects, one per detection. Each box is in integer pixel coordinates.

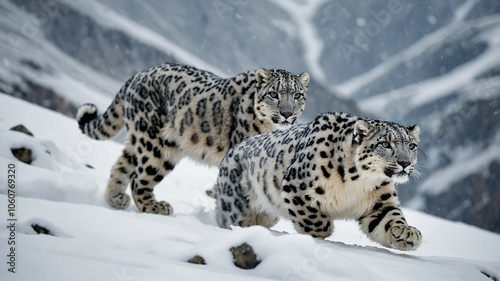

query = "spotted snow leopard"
[
  {"left": 215, "top": 112, "right": 422, "bottom": 251},
  {"left": 77, "top": 63, "right": 309, "bottom": 215}
]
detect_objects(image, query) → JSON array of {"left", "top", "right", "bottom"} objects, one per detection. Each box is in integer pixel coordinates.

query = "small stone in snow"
[
  {"left": 187, "top": 255, "right": 206, "bottom": 265},
  {"left": 10, "top": 124, "right": 34, "bottom": 137},
  {"left": 11, "top": 147, "right": 32, "bottom": 164},
  {"left": 32, "top": 224, "right": 52, "bottom": 235},
  {"left": 230, "top": 243, "right": 260, "bottom": 269}
]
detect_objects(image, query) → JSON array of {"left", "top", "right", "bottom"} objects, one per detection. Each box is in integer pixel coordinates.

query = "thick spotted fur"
[
  {"left": 77, "top": 63, "right": 309, "bottom": 215},
  {"left": 215, "top": 112, "right": 422, "bottom": 251}
]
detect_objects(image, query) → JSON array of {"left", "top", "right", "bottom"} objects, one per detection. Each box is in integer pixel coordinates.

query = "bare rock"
[
  {"left": 10, "top": 124, "right": 34, "bottom": 137},
  {"left": 32, "top": 224, "right": 51, "bottom": 235},
  {"left": 187, "top": 255, "right": 206, "bottom": 265},
  {"left": 11, "top": 147, "right": 32, "bottom": 164},
  {"left": 230, "top": 243, "right": 260, "bottom": 269}
]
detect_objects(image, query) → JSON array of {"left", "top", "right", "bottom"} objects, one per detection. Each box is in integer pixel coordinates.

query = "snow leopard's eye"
[
  {"left": 380, "top": 141, "right": 391, "bottom": 149},
  {"left": 268, "top": 92, "right": 279, "bottom": 99},
  {"left": 294, "top": 93, "right": 303, "bottom": 100},
  {"left": 408, "top": 143, "right": 417, "bottom": 150}
]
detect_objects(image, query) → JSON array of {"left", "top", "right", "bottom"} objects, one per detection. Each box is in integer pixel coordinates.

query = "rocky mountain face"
[{"left": 0, "top": 0, "right": 498, "bottom": 233}]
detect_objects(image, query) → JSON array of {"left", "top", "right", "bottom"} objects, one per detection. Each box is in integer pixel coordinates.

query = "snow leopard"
[
  {"left": 215, "top": 112, "right": 422, "bottom": 251},
  {"left": 77, "top": 63, "right": 310, "bottom": 215}
]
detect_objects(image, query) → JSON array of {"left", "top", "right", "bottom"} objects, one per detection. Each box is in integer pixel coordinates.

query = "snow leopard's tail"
[{"left": 76, "top": 89, "right": 125, "bottom": 140}]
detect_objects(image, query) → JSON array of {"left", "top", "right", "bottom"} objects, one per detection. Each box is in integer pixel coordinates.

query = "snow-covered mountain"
[
  {"left": 0, "top": 0, "right": 498, "bottom": 236},
  {"left": 1, "top": 93, "right": 500, "bottom": 281}
]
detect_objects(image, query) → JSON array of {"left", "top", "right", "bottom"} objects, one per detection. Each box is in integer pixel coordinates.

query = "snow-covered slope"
[
  {"left": 1, "top": 93, "right": 499, "bottom": 280},
  {"left": 0, "top": 0, "right": 498, "bottom": 235}
]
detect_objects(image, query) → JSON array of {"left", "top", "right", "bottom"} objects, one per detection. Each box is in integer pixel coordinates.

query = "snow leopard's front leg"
[
  {"left": 358, "top": 187, "right": 422, "bottom": 251},
  {"left": 281, "top": 159, "right": 334, "bottom": 239}
]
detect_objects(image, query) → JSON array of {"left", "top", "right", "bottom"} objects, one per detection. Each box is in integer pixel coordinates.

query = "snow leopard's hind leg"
[
  {"left": 105, "top": 142, "right": 136, "bottom": 209},
  {"left": 216, "top": 188, "right": 279, "bottom": 229},
  {"left": 129, "top": 127, "right": 182, "bottom": 215},
  {"left": 215, "top": 160, "right": 279, "bottom": 229}
]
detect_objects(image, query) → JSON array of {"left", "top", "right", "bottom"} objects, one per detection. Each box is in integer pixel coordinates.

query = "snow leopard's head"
[
  {"left": 354, "top": 120, "right": 420, "bottom": 184},
  {"left": 254, "top": 68, "right": 309, "bottom": 128}
]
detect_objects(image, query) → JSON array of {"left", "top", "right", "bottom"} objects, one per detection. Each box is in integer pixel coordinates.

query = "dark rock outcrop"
[
  {"left": 32, "top": 224, "right": 52, "bottom": 235},
  {"left": 10, "top": 124, "right": 34, "bottom": 137},
  {"left": 230, "top": 243, "right": 260, "bottom": 270},
  {"left": 9, "top": 124, "right": 34, "bottom": 164},
  {"left": 10, "top": 147, "right": 32, "bottom": 164},
  {"left": 187, "top": 255, "right": 206, "bottom": 265}
]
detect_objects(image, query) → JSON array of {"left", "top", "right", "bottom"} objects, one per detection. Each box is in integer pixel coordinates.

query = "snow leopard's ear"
[
  {"left": 354, "top": 120, "right": 376, "bottom": 143},
  {"left": 298, "top": 72, "right": 310, "bottom": 89},
  {"left": 256, "top": 68, "right": 272, "bottom": 87},
  {"left": 407, "top": 124, "right": 420, "bottom": 141}
]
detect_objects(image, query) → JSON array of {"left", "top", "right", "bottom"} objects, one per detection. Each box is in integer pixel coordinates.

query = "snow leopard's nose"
[
  {"left": 397, "top": 160, "right": 411, "bottom": 169},
  {"left": 280, "top": 100, "right": 293, "bottom": 119},
  {"left": 281, "top": 111, "right": 293, "bottom": 119}
]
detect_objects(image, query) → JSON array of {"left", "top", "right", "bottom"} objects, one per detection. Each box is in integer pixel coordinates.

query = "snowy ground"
[{"left": 0, "top": 93, "right": 499, "bottom": 280}]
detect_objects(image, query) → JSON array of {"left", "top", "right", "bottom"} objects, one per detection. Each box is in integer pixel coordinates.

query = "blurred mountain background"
[{"left": 1, "top": 0, "right": 498, "bottom": 233}]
